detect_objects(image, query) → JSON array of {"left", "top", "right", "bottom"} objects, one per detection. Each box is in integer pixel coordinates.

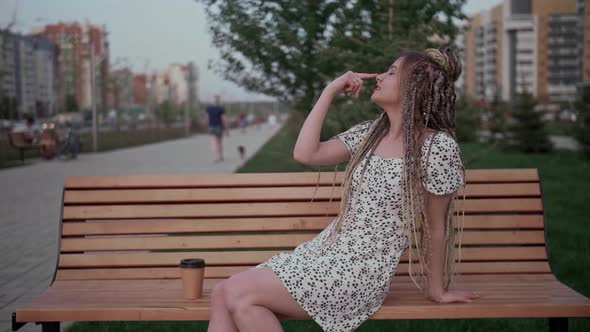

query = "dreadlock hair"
[{"left": 311, "top": 47, "right": 467, "bottom": 295}]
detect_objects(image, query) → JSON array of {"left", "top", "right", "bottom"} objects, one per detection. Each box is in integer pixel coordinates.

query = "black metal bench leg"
[
  {"left": 39, "top": 322, "right": 60, "bottom": 332},
  {"left": 20, "top": 149, "right": 25, "bottom": 163},
  {"left": 11, "top": 312, "right": 26, "bottom": 331},
  {"left": 548, "top": 317, "right": 568, "bottom": 332}
]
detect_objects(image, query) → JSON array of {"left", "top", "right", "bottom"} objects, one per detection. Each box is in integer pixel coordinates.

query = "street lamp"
[{"left": 90, "top": 45, "right": 107, "bottom": 152}]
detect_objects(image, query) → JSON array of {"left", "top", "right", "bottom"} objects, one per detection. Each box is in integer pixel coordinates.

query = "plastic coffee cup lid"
[{"left": 180, "top": 258, "right": 206, "bottom": 268}]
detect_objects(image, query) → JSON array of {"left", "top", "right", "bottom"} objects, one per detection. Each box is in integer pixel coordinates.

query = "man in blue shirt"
[{"left": 205, "top": 95, "right": 228, "bottom": 163}]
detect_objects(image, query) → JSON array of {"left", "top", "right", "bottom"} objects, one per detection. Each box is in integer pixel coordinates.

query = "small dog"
[{"left": 238, "top": 145, "right": 246, "bottom": 160}]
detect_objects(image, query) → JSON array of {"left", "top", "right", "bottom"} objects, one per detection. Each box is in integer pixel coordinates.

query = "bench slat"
[
  {"left": 63, "top": 183, "right": 540, "bottom": 204},
  {"left": 61, "top": 215, "right": 545, "bottom": 236},
  {"left": 55, "top": 246, "right": 547, "bottom": 269},
  {"left": 60, "top": 231, "right": 547, "bottom": 252},
  {"left": 19, "top": 273, "right": 590, "bottom": 323},
  {"left": 64, "top": 169, "right": 540, "bottom": 189},
  {"left": 58, "top": 244, "right": 548, "bottom": 267},
  {"left": 62, "top": 198, "right": 543, "bottom": 220},
  {"left": 55, "top": 261, "right": 552, "bottom": 280},
  {"left": 55, "top": 259, "right": 552, "bottom": 280},
  {"left": 58, "top": 247, "right": 547, "bottom": 263}
]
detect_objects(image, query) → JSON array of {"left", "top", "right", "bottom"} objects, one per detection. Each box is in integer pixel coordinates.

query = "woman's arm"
[
  {"left": 293, "top": 71, "right": 376, "bottom": 166},
  {"left": 425, "top": 192, "right": 480, "bottom": 303},
  {"left": 424, "top": 193, "right": 449, "bottom": 301}
]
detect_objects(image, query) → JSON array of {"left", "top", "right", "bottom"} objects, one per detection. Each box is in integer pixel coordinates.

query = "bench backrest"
[{"left": 55, "top": 169, "right": 551, "bottom": 282}]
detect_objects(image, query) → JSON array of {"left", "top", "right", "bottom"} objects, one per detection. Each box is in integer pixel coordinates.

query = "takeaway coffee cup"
[{"left": 179, "top": 258, "right": 206, "bottom": 299}]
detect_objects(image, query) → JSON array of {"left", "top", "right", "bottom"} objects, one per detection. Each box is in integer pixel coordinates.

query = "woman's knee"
[
  {"left": 222, "top": 276, "right": 252, "bottom": 315},
  {"left": 211, "top": 282, "right": 226, "bottom": 308}
]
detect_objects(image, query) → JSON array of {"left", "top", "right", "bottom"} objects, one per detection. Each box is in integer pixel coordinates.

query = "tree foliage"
[
  {"left": 507, "top": 92, "right": 552, "bottom": 153},
  {"left": 66, "top": 94, "right": 79, "bottom": 113},
  {"left": 574, "top": 85, "right": 590, "bottom": 158},
  {"left": 198, "top": 0, "right": 467, "bottom": 112},
  {"left": 158, "top": 100, "right": 179, "bottom": 127},
  {"left": 455, "top": 96, "right": 481, "bottom": 143},
  {"left": 487, "top": 95, "right": 510, "bottom": 145}
]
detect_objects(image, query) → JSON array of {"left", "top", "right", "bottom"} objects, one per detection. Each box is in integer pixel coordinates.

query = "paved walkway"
[{"left": 0, "top": 123, "right": 282, "bottom": 332}]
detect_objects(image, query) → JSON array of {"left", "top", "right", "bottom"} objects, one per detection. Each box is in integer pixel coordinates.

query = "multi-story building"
[
  {"left": 465, "top": 4, "right": 503, "bottom": 100},
  {"left": 108, "top": 68, "right": 134, "bottom": 110},
  {"left": 455, "top": 34, "right": 466, "bottom": 96},
  {"left": 0, "top": 30, "right": 19, "bottom": 117},
  {"left": 0, "top": 31, "right": 57, "bottom": 117},
  {"left": 133, "top": 74, "right": 147, "bottom": 106},
  {"left": 33, "top": 22, "right": 109, "bottom": 112},
  {"left": 463, "top": 0, "right": 584, "bottom": 103},
  {"left": 150, "top": 63, "right": 199, "bottom": 108},
  {"left": 546, "top": 13, "right": 579, "bottom": 101}
]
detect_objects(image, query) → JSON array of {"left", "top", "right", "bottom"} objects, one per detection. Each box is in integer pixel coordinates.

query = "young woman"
[{"left": 207, "top": 47, "right": 480, "bottom": 332}]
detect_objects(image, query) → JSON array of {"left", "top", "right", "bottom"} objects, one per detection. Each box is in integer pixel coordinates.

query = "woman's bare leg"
[
  {"left": 217, "top": 135, "right": 223, "bottom": 161},
  {"left": 209, "top": 135, "right": 217, "bottom": 162},
  {"left": 210, "top": 135, "right": 223, "bottom": 162},
  {"left": 222, "top": 267, "right": 311, "bottom": 332},
  {"left": 207, "top": 282, "right": 238, "bottom": 332}
]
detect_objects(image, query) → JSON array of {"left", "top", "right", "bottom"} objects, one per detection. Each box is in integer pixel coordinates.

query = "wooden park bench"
[
  {"left": 7, "top": 132, "right": 41, "bottom": 163},
  {"left": 11, "top": 169, "right": 590, "bottom": 332}
]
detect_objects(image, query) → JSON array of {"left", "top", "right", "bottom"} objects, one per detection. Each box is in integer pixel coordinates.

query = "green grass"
[{"left": 66, "top": 126, "right": 590, "bottom": 332}]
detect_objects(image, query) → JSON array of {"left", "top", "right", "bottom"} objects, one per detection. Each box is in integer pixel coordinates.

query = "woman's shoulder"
[
  {"left": 330, "top": 118, "right": 377, "bottom": 157},
  {"left": 420, "top": 130, "right": 465, "bottom": 195},
  {"left": 423, "top": 130, "right": 459, "bottom": 149},
  {"left": 349, "top": 119, "right": 375, "bottom": 132}
]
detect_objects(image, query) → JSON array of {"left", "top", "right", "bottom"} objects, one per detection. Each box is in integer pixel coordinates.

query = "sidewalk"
[{"left": 0, "top": 123, "right": 282, "bottom": 332}]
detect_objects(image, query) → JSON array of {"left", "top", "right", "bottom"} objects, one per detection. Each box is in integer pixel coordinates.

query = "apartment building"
[{"left": 463, "top": 0, "right": 584, "bottom": 103}]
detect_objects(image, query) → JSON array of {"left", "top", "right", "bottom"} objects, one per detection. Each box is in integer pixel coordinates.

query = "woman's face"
[{"left": 371, "top": 57, "right": 404, "bottom": 107}]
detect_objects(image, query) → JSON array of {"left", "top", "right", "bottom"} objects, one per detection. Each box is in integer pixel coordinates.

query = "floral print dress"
[{"left": 253, "top": 119, "right": 465, "bottom": 332}]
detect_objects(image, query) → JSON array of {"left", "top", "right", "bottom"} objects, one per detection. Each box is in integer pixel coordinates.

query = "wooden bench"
[
  {"left": 11, "top": 169, "right": 590, "bottom": 332},
  {"left": 7, "top": 132, "right": 41, "bottom": 163}
]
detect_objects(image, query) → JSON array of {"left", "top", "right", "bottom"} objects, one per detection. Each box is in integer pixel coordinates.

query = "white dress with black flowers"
[{"left": 253, "top": 119, "right": 465, "bottom": 332}]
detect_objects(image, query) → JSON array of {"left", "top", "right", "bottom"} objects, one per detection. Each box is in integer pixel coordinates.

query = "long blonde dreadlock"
[{"left": 311, "top": 47, "right": 468, "bottom": 294}]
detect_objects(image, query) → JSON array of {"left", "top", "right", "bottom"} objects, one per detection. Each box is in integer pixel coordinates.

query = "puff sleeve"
[
  {"left": 330, "top": 119, "right": 374, "bottom": 157},
  {"left": 421, "top": 132, "right": 465, "bottom": 195}
]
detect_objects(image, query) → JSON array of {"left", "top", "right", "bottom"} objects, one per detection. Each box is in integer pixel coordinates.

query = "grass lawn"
[{"left": 66, "top": 126, "right": 590, "bottom": 332}]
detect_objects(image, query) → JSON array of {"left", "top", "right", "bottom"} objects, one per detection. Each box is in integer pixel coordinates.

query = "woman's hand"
[
  {"left": 427, "top": 289, "right": 480, "bottom": 304},
  {"left": 325, "top": 71, "right": 377, "bottom": 98}
]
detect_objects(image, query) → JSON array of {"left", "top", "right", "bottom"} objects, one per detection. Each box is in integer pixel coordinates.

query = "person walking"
[{"left": 205, "top": 95, "right": 229, "bottom": 163}]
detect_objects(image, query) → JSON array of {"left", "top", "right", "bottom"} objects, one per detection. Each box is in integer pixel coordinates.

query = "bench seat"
[{"left": 16, "top": 274, "right": 590, "bottom": 322}]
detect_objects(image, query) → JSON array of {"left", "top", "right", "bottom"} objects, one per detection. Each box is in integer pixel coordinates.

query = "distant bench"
[
  {"left": 7, "top": 132, "right": 41, "bottom": 163},
  {"left": 11, "top": 169, "right": 590, "bottom": 332}
]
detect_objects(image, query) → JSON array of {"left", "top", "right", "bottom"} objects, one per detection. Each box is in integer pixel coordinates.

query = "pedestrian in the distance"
[
  {"left": 205, "top": 95, "right": 229, "bottom": 163},
  {"left": 239, "top": 112, "right": 248, "bottom": 133}
]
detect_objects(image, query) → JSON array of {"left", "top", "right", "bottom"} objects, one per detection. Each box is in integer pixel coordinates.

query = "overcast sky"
[{"left": 0, "top": 0, "right": 502, "bottom": 103}]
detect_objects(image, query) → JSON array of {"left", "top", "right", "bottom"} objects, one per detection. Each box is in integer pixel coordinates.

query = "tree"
[
  {"left": 573, "top": 85, "right": 590, "bottom": 158},
  {"left": 65, "top": 94, "right": 79, "bottom": 113},
  {"left": 0, "top": 96, "right": 17, "bottom": 120},
  {"left": 487, "top": 95, "right": 509, "bottom": 145},
  {"left": 455, "top": 96, "right": 480, "bottom": 143},
  {"left": 507, "top": 92, "right": 552, "bottom": 153},
  {"left": 197, "top": 0, "right": 467, "bottom": 113},
  {"left": 158, "top": 100, "right": 178, "bottom": 127}
]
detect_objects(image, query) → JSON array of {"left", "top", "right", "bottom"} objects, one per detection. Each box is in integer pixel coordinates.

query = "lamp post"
[{"left": 90, "top": 45, "right": 107, "bottom": 152}]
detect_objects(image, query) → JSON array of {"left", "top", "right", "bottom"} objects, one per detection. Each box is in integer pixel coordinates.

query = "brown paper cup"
[{"left": 179, "top": 258, "right": 206, "bottom": 299}]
